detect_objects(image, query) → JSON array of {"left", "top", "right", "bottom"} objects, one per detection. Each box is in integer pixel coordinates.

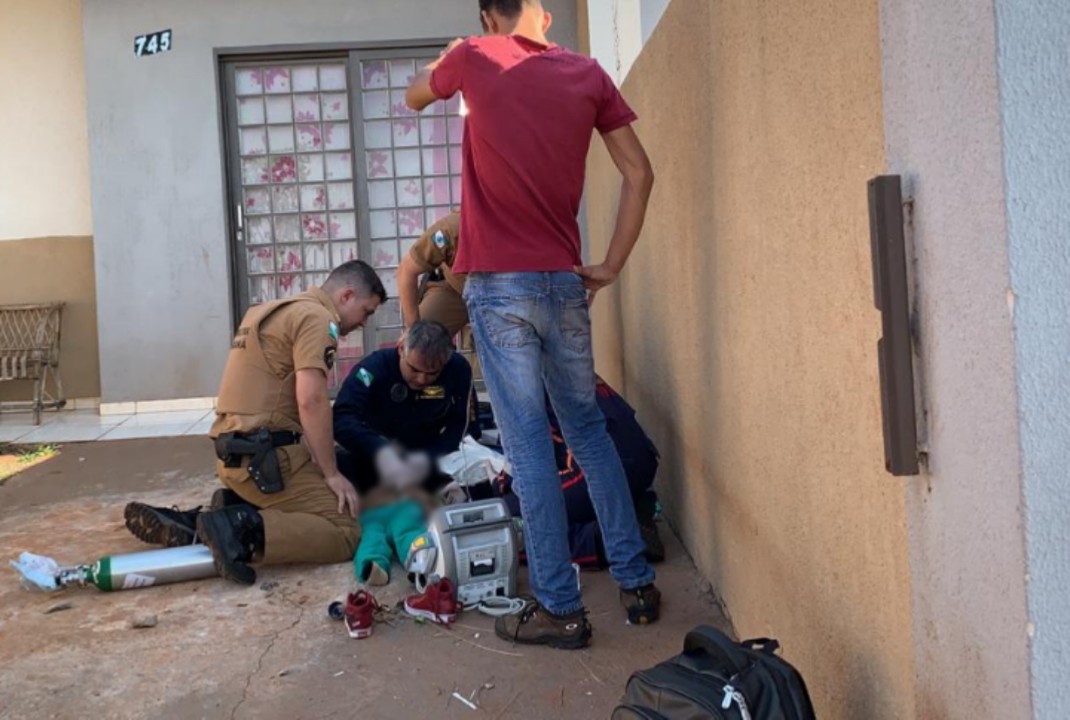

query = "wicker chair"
[{"left": 0, "top": 303, "right": 66, "bottom": 425}]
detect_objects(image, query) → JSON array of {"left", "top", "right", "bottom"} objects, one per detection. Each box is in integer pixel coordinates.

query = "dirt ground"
[{"left": 0, "top": 437, "right": 730, "bottom": 720}]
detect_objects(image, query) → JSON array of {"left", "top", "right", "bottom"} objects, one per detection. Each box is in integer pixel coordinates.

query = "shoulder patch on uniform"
[
  {"left": 356, "top": 367, "right": 374, "bottom": 387},
  {"left": 329, "top": 321, "right": 339, "bottom": 340},
  {"left": 432, "top": 230, "right": 449, "bottom": 249},
  {"left": 324, "top": 346, "right": 336, "bottom": 370},
  {"left": 231, "top": 326, "right": 249, "bottom": 350}
]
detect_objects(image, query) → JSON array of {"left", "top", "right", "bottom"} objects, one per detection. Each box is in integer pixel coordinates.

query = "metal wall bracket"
[{"left": 868, "top": 175, "right": 920, "bottom": 476}]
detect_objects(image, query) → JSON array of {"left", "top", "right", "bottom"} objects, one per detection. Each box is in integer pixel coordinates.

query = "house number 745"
[{"left": 134, "top": 29, "right": 173, "bottom": 57}]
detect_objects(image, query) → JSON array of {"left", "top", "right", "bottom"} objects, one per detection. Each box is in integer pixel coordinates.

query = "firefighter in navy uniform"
[
  {"left": 122, "top": 261, "right": 385, "bottom": 585},
  {"left": 333, "top": 320, "right": 472, "bottom": 494}
]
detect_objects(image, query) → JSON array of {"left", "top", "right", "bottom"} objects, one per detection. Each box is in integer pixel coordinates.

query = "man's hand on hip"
[
  {"left": 574, "top": 263, "right": 621, "bottom": 305},
  {"left": 325, "top": 472, "right": 360, "bottom": 518}
]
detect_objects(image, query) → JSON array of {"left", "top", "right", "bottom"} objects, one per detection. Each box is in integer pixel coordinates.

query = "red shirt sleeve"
[
  {"left": 430, "top": 40, "right": 470, "bottom": 100},
  {"left": 594, "top": 68, "right": 638, "bottom": 134}
]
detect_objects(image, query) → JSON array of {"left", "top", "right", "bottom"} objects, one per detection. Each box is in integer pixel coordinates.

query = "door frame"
[{"left": 214, "top": 38, "right": 451, "bottom": 351}]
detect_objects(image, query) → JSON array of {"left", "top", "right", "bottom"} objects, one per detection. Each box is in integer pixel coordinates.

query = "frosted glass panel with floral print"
[
  {"left": 293, "top": 94, "right": 321, "bottom": 122},
  {"left": 238, "top": 97, "right": 264, "bottom": 126}
]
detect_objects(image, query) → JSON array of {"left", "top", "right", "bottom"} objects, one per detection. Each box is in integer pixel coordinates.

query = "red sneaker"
[
  {"left": 404, "top": 577, "right": 460, "bottom": 625},
  {"left": 344, "top": 590, "right": 380, "bottom": 639}
]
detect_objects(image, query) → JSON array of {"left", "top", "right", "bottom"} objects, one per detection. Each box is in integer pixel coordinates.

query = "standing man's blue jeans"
[{"left": 465, "top": 272, "right": 655, "bottom": 615}]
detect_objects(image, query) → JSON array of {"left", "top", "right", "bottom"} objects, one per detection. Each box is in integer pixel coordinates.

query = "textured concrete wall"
[
  {"left": 994, "top": 1, "right": 1070, "bottom": 716},
  {"left": 880, "top": 0, "right": 1034, "bottom": 716},
  {"left": 83, "top": 0, "right": 576, "bottom": 402},
  {"left": 586, "top": 0, "right": 642, "bottom": 83},
  {"left": 0, "top": 0, "right": 93, "bottom": 241},
  {"left": 584, "top": 1, "right": 916, "bottom": 717},
  {"left": 0, "top": 237, "right": 101, "bottom": 401}
]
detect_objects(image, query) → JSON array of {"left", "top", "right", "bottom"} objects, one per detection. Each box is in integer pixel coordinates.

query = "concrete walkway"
[
  {"left": 0, "top": 437, "right": 730, "bottom": 719},
  {"left": 0, "top": 409, "right": 214, "bottom": 445}
]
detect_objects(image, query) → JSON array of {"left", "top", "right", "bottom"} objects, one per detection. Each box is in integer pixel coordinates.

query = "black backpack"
[{"left": 612, "top": 626, "right": 817, "bottom": 720}]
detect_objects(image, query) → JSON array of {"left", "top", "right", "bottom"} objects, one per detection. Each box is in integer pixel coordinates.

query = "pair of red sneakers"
[{"left": 344, "top": 577, "right": 459, "bottom": 638}]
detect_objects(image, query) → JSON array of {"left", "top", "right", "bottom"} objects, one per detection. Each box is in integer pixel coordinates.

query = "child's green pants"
[{"left": 353, "top": 499, "right": 426, "bottom": 582}]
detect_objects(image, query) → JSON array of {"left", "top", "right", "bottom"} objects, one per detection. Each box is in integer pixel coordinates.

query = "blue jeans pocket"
[
  {"left": 559, "top": 295, "right": 592, "bottom": 354},
  {"left": 476, "top": 299, "right": 537, "bottom": 349}
]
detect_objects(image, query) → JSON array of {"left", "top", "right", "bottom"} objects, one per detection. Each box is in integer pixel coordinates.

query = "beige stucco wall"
[
  {"left": 0, "top": 0, "right": 93, "bottom": 241},
  {"left": 585, "top": 1, "right": 916, "bottom": 717},
  {"left": 0, "top": 237, "right": 101, "bottom": 401},
  {"left": 0, "top": 0, "right": 99, "bottom": 401}
]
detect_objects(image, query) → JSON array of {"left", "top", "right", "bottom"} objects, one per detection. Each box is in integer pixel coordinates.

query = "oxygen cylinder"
[{"left": 74, "top": 545, "right": 218, "bottom": 591}]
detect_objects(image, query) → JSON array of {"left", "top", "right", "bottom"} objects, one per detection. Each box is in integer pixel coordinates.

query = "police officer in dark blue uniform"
[{"left": 334, "top": 320, "right": 472, "bottom": 494}]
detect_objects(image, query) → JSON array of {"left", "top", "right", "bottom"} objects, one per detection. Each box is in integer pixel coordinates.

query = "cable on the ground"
[{"left": 467, "top": 596, "right": 528, "bottom": 617}]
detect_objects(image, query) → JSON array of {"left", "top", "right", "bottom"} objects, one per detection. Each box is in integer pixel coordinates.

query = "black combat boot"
[
  {"left": 195, "top": 505, "right": 265, "bottom": 585},
  {"left": 124, "top": 502, "right": 202, "bottom": 547}
]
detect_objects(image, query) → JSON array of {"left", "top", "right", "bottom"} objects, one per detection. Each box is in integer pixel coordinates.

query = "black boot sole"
[
  {"left": 195, "top": 513, "right": 256, "bottom": 585},
  {"left": 124, "top": 503, "right": 196, "bottom": 548}
]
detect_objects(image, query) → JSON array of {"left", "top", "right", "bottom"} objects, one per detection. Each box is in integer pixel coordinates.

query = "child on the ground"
[{"left": 353, "top": 449, "right": 436, "bottom": 585}]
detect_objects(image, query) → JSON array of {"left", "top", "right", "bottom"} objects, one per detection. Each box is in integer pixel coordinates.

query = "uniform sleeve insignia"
[
  {"left": 324, "top": 346, "right": 337, "bottom": 370},
  {"left": 231, "top": 326, "right": 249, "bottom": 350},
  {"left": 329, "top": 321, "right": 339, "bottom": 340},
  {"left": 432, "top": 230, "right": 449, "bottom": 249},
  {"left": 357, "top": 368, "right": 374, "bottom": 387}
]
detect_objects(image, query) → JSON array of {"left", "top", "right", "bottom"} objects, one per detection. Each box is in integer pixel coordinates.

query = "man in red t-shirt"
[{"left": 407, "top": 0, "right": 659, "bottom": 650}]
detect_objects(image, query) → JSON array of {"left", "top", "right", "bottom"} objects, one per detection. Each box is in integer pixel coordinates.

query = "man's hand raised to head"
[
  {"left": 440, "top": 37, "right": 465, "bottom": 58},
  {"left": 406, "top": 37, "right": 467, "bottom": 112}
]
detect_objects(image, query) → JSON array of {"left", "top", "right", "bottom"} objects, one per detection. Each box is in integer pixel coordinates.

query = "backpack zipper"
[{"left": 721, "top": 685, "right": 753, "bottom": 720}]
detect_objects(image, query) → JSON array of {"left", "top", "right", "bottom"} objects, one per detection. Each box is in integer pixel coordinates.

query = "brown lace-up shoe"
[{"left": 494, "top": 600, "right": 592, "bottom": 650}]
